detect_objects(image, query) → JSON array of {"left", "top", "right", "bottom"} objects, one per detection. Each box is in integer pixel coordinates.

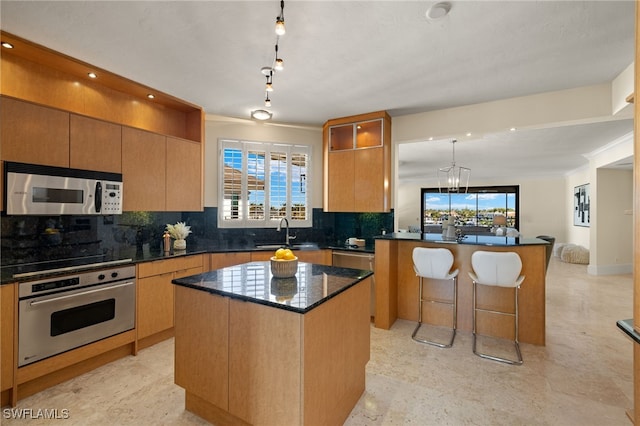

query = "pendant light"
[
  {"left": 437, "top": 139, "right": 470, "bottom": 193},
  {"left": 275, "top": 0, "right": 285, "bottom": 35},
  {"left": 274, "top": 44, "right": 284, "bottom": 71}
]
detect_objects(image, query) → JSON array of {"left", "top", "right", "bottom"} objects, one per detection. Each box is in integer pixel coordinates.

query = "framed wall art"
[{"left": 574, "top": 183, "right": 590, "bottom": 227}]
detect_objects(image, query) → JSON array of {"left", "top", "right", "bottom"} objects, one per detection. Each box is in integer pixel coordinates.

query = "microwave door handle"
[{"left": 94, "top": 181, "right": 102, "bottom": 213}]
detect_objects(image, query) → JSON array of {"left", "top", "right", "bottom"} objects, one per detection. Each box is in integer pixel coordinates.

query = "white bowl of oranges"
[{"left": 270, "top": 248, "right": 298, "bottom": 278}]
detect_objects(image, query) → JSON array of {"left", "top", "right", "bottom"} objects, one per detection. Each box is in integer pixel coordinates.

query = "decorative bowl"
[{"left": 270, "top": 256, "right": 299, "bottom": 278}]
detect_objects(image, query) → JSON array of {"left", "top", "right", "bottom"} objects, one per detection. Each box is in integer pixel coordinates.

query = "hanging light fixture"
[
  {"left": 265, "top": 72, "right": 273, "bottom": 92},
  {"left": 437, "top": 139, "right": 470, "bottom": 193},
  {"left": 274, "top": 44, "right": 284, "bottom": 71},
  {"left": 275, "top": 0, "right": 285, "bottom": 35},
  {"left": 264, "top": 94, "right": 272, "bottom": 107}
]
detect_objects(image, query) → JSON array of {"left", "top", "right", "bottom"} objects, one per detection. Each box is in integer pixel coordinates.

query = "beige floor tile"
[{"left": 3, "top": 258, "right": 634, "bottom": 425}]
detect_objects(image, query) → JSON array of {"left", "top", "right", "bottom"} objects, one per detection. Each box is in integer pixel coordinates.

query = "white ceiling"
[{"left": 1, "top": 1, "right": 636, "bottom": 181}]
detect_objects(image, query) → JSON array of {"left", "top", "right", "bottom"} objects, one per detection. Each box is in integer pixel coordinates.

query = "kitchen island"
[
  {"left": 375, "top": 233, "right": 549, "bottom": 345},
  {"left": 171, "top": 261, "right": 373, "bottom": 426}
]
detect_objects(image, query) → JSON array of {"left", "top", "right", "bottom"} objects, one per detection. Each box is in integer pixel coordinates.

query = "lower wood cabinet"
[
  {"left": 209, "top": 252, "right": 251, "bottom": 270},
  {"left": 137, "top": 255, "right": 204, "bottom": 347},
  {"left": 1, "top": 283, "right": 15, "bottom": 405}
]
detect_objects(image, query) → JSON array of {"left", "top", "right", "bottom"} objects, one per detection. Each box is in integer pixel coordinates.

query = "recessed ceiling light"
[
  {"left": 1, "top": 42, "right": 14, "bottom": 49},
  {"left": 147, "top": 94, "right": 155, "bottom": 99},
  {"left": 466, "top": 132, "right": 471, "bottom": 137},
  {"left": 87, "top": 72, "right": 97, "bottom": 79},
  {"left": 251, "top": 109, "right": 272, "bottom": 120},
  {"left": 426, "top": 2, "right": 452, "bottom": 20},
  {"left": 510, "top": 127, "right": 517, "bottom": 132}
]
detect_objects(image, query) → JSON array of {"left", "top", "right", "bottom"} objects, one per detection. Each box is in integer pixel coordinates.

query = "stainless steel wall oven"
[{"left": 18, "top": 264, "right": 135, "bottom": 367}]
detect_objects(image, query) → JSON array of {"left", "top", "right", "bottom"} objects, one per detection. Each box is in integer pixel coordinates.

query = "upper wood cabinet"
[
  {"left": 0, "top": 97, "right": 70, "bottom": 167},
  {"left": 70, "top": 114, "right": 122, "bottom": 173},
  {"left": 323, "top": 111, "right": 391, "bottom": 212},
  {"left": 122, "top": 126, "right": 166, "bottom": 211},
  {"left": 166, "top": 136, "right": 202, "bottom": 212}
]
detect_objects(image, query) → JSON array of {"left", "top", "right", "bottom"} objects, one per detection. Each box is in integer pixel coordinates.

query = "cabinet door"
[
  {"left": 296, "top": 250, "right": 331, "bottom": 265},
  {"left": 70, "top": 114, "right": 122, "bottom": 173},
  {"left": 1, "top": 97, "right": 69, "bottom": 167},
  {"left": 210, "top": 252, "right": 251, "bottom": 270},
  {"left": 329, "top": 124, "right": 354, "bottom": 151},
  {"left": 166, "top": 136, "right": 202, "bottom": 211},
  {"left": 355, "top": 119, "right": 382, "bottom": 149},
  {"left": 122, "top": 127, "right": 166, "bottom": 211},
  {"left": 1, "top": 284, "right": 15, "bottom": 392},
  {"left": 327, "top": 150, "right": 355, "bottom": 212},
  {"left": 250, "top": 251, "right": 273, "bottom": 262},
  {"left": 175, "top": 287, "right": 229, "bottom": 410},
  {"left": 354, "top": 147, "right": 385, "bottom": 212},
  {"left": 137, "top": 273, "right": 174, "bottom": 339}
]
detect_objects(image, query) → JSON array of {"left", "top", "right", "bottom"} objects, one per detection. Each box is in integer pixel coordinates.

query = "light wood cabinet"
[
  {"left": 209, "top": 252, "right": 251, "bottom": 270},
  {"left": 70, "top": 114, "right": 122, "bottom": 173},
  {"left": 0, "top": 97, "right": 70, "bottom": 168},
  {"left": 166, "top": 136, "right": 202, "bottom": 211},
  {"left": 1, "top": 283, "right": 15, "bottom": 403},
  {"left": 137, "top": 255, "right": 204, "bottom": 345},
  {"left": 122, "top": 128, "right": 203, "bottom": 212},
  {"left": 323, "top": 111, "right": 391, "bottom": 212},
  {"left": 122, "top": 126, "right": 166, "bottom": 211}
]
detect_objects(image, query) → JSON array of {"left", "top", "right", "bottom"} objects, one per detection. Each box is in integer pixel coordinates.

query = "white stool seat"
[
  {"left": 469, "top": 251, "right": 525, "bottom": 365},
  {"left": 411, "top": 247, "right": 458, "bottom": 348}
]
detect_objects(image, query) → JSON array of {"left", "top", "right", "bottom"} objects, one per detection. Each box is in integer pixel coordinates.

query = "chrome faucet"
[{"left": 277, "top": 217, "right": 296, "bottom": 246}]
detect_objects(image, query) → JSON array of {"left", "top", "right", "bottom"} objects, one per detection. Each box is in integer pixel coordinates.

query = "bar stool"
[
  {"left": 411, "top": 247, "right": 458, "bottom": 348},
  {"left": 469, "top": 251, "right": 525, "bottom": 365}
]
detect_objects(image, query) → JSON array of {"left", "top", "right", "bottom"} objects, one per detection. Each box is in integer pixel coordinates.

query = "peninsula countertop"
[
  {"left": 171, "top": 261, "right": 373, "bottom": 314},
  {"left": 375, "top": 232, "right": 550, "bottom": 246}
]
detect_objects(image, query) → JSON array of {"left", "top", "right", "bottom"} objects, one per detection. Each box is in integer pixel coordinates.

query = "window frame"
[
  {"left": 218, "top": 139, "right": 312, "bottom": 229},
  {"left": 420, "top": 185, "right": 519, "bottom": 233}
]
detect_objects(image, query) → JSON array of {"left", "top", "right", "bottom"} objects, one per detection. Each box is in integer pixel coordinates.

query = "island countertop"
[{"left": 171, "top": 261, "right": 373, "bottom": 314}]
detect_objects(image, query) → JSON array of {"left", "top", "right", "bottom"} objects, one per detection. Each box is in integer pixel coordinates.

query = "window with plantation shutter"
[{"left": 219, "top": 139, "right": 311, "bottom": 228}]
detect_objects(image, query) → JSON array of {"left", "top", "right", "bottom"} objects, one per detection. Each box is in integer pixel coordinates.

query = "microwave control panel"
[{"left": 101, "top": 181, "right": 123, "bottom": 214}]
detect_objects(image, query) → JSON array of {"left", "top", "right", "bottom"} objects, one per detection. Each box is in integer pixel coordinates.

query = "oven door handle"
[{"left": 29, "top": 281, "right": 135, "bottom": 306}]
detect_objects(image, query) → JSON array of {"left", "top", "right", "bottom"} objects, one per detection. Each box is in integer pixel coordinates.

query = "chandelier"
[
  {"left": 437, "top": 139, "right": 470, "bottom": 193},
  {"left": 252, "top": 1, "right": 287, "bottom": 120}
]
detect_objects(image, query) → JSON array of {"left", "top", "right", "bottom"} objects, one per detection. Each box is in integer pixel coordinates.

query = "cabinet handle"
[{"left": 30, "top": 281, "right": 134, "bottom": 306}]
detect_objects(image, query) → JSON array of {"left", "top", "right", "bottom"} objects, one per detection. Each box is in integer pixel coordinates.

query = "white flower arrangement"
[{"left": 166, "top": 222, "right": 192, "bottom": 240}]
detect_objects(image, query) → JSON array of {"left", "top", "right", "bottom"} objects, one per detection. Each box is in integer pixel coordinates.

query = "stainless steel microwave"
[{"left": 4, "top": 162, "right": 123, "bottom": 215}]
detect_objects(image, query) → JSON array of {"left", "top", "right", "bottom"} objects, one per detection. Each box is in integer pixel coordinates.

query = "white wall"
[{"left": 203, "top": 116, "right": 323, "bottom": 208}]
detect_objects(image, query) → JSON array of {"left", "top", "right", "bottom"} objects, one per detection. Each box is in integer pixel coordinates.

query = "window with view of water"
[
  {"left": 421, "top": 186, "right": 519, "bottom": 233},
  {"left": 219, "top": 139, "right": 311, "bottom": 228}
]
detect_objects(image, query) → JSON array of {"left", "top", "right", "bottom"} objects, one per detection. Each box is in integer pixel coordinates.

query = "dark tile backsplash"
[{"left": 1, "top": 208, "right": 393, "bottom": 266}]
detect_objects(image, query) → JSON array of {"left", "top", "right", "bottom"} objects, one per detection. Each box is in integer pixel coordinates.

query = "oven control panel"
[{"left": 19, "top": 265, "right": 136, "bottom": 299}]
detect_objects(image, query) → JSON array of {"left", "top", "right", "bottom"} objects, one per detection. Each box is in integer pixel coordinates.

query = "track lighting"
[
  {"left": 274, "top": 44, "right": 284, "bottom": 71},
  {"left": 275, "top": 0, "right": 285, "bottom": 35}
]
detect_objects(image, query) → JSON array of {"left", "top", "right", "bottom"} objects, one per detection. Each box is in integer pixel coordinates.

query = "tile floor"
[{"left": 3, "top": 257, "right": 634, "bottom": 425}]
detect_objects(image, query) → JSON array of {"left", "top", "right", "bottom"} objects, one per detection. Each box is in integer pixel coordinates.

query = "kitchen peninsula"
[
  {"left": 374, "top": 233, "right": 549, "bottom": 345},
  {"left": 171, "top": 261, "right": 372, "bottom": 426}
]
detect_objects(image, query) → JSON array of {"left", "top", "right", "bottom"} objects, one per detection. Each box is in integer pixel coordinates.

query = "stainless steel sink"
[
  {"left": 254, "top": 243, "right": 319, "bottom": 250},
  {"left": 254, "top": 244, "right": 285, "bottom": 250},
  {"left": 291, "top": 243, "right": 318, "bottom": 249}
]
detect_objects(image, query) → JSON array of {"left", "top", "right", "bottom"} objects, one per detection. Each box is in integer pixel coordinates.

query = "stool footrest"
[{"left": 412, "top": 322, "right": 456, "bottom": 348}]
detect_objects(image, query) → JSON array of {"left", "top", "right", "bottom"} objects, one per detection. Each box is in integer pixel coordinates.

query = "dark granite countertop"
[
  {"left": 617, "top": 319, "right": 640, "bottom": 344},
  {"left": 0, "top": 239, "right": 370, "bottom": 284},
  {"left": 172, "top": 261, "right": 373, "bottom": 314},
  {"left": 375, "top": 232, "right": 550, "bottom": 246}
]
